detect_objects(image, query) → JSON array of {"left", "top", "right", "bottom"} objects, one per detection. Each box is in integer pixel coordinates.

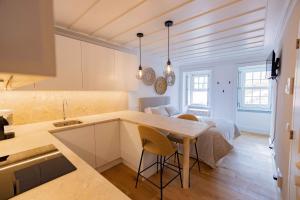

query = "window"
[
  {"left": 238, "top": 65, "right": 272, "bottom": 111},
  {"left": 183, "top": 71, "right": 211, "bottom": 108},
  {"left": 191, "top": 74, "right": 209, "bottom": 106}
]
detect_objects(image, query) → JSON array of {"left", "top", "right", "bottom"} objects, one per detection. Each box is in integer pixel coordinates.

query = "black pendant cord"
[
  {"left": 139, "top": 36, "right": 142, "bottom": 68},
  {"left": 137, "top": 33, "right": 143, "bottom": 70},
  {"left": 167, "top": 25, "right": 170, "bottom": 62}
]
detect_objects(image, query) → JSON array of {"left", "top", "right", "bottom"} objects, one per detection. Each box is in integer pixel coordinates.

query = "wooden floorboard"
[{"left": 100, "top": 133, "right": 280, "bottom": 200}]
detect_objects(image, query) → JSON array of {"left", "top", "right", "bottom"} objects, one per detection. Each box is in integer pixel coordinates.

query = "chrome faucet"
[{"left": 62, "top": 99, "right": 68, "bottom": 120}]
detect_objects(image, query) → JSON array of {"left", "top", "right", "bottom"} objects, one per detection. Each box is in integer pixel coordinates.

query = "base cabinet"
[
  {"left": 95, "top": 121, "right": 120, "bottom": 168},
  {"left": 53, "top": 120, "right": 155, "bottom": 176},
  {"left": 53, "top": 126, "right": 96, "bottom": 168}
]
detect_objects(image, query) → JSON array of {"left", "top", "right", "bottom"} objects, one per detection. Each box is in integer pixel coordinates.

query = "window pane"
[
  {"left": 252, "top": 79, "right": 260, "bottom": 87},
  {"left": 261, "top": 71, "right": 266, "bottom": 79},
  {"left": 198, "top": 77, "right": 204, "bottom": 83},
  {"left": 261, "top": 89, "right": 269, "bottom": 97},
  {"left": 253, "top": 97, "right": 260, "bottom": 104},
  {"left": 245, "top": 80, "right": 252, "bottom": 87},
  {"left": 253, "top": 89, "right": 260, "bottom": 97},
  {"left": 245, "top": 89, "right": 252, "bottom": 97},
  {"left": 192, "top": 91, "right": 207, "bottom": 105},
  {"left": 245, "top": 72, "right": 252, "bottom": 80},
  {"left": 199, "top": 83, "right": 207, "bottom": 89},
  {"left": 245, "top": 97, "right": 252, "bottom": 104},
  {"left": 261, "top": 97, "right": 268, "bottom": 105},
  {"left": 261, "top": 79, "right": 269, "bottom": 87},
  {"left": 253, "top": 72, "right": 260, "bottom": 79}
]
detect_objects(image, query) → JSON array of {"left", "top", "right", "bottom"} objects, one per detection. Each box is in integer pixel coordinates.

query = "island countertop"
[{"left": 0, "top": 110, "right": 211, "bottom": 199}]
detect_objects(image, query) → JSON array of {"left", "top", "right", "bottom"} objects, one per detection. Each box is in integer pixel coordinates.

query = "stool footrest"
[{"left": 138, "top": 160, "right": 181, "bottom": 190}]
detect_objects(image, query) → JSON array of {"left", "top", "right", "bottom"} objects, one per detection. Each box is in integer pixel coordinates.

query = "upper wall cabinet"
[
  {"left": 81, "top": 42, "right": 138, "bottom": 91},
  {"left": 35, "top": 35, "right": 83, "bottom": 90},
  {"left": 0, "top": 0, "right": 56, "bottom": 89},
  {"left": 114, "top": 51, "right": 138, "bottom": 91},
  {"left": 17, "top": 35, "right": 138, "bottom": 91},
  {"left": 81, "top": 42, "right": 116, "bottom": 90}
]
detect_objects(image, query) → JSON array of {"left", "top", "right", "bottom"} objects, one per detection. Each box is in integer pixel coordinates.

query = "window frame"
[
  {"left": 238, "top": 65, "right": 272, "bottom": 112},
  {"left": 184, "top": 70, "right": 211, "bottom": 109}
]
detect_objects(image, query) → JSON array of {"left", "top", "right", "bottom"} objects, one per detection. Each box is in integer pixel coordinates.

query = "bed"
[{"left": 138, "top": 96, "right": 240, "bottom": 168}]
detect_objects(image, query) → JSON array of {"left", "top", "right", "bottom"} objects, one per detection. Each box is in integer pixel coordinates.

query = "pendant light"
[
  {"left": 164, "top": 20, "right": 173, "bottom": 76},
  {"left": 136, "top": 33, "right": 144, "bottom": 80}
]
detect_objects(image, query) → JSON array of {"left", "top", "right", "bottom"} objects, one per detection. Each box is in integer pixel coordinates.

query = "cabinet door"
[
  {"left": 81, "top": 42, "right": 116, "bottom": 90},
  {"left": 95, "top": 121, "right": 120, "bottom": 168},
  {"left": 0, "top": 0, "right": 55, "bottom": 89},
  {"left": 53, "top": 126, "right": 96, "bottom": 168},
  {"left": 35, "top": 35, "right": 83, "bottom": 90},
  {"left": 114, "top": 51, "right": 138, "bottom": 91}
]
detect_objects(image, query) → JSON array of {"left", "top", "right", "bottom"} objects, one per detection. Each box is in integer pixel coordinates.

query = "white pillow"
[
  {"left": 151, "top": 106, "right": 169, "bottom": 116},
  {"left": 165, "top": 106, "right": 180, "bottom": 116},
  {"left": 144, "top": 107, "right": 152, "bottom": 114}
]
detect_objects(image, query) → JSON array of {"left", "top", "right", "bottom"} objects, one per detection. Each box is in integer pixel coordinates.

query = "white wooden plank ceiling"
[{"left": 54, "top": 0, "right": 290, "bottom": 66}]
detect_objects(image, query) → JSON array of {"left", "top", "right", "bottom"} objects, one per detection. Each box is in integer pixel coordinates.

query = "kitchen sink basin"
[{"left": 53, "top": 120, "right": 83, "bottom": 127}]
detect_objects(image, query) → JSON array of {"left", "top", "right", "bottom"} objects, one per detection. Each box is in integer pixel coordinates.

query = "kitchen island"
[{"left": 0, "top": 111, "right": 211, "bottom": 199}]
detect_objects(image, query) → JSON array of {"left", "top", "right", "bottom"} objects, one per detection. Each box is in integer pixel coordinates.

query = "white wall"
[
  {"left": 179, "top": 60, "right": 272, "bottom": 134},
  {"left": 236, "top": 111, "right": 272, "bottom": 134},
  {"left": 128, "top": 55, "right": 180, "bottom": 111},
  {"left": 272, "top": 1, "right": 300, "bottom": 199}
]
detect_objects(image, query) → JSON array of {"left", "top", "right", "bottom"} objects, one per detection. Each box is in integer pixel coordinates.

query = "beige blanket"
[{"left": 195, "top": 127, "right": 233, "bottom": 168}]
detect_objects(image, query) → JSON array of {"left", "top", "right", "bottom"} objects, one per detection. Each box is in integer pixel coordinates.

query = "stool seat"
[{"left": 143, "top": 140, "right": 177, "bottom": 156}]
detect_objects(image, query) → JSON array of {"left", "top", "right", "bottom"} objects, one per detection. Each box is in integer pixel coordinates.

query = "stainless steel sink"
[{"left": 53, "top": 120, "right": 82, "bottom": 127}]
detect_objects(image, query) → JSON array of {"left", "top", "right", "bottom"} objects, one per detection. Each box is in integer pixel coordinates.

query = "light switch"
[{"left": 285, "top": 77, "right": 294, "bottom": 95}]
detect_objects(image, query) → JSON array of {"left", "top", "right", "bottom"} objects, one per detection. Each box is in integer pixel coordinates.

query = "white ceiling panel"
[
  {"left": 53, "top": 0, "right": 290, "bottom": 66},
  {"left": 92, "top": 0, "right": 192, "bottom": 39},
  {"left": 54, "top": 0, "right": 99, "bottom": 27},
  {"left": 70, "top": 0, "right": 145, "bottom": 33},
  {"left": 111, "top": 0, "right": 240, "bottom": 44},
  {"left": 126, "top": 1, "right": 266, "bottom": 48},
  {"left": 144, "top": 20, "right": 265, "bottom": 52}
]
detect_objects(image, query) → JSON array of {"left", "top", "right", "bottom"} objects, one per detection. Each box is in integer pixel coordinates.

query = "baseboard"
[
  {"left": 239, "top": 126, "right": 270, "bottom": 135},
  {"left": 96, "top": 158, "right": 123, "bottom": 173},
  {"left": 122, "top": 159, "right": 137, "bottom": 172}
]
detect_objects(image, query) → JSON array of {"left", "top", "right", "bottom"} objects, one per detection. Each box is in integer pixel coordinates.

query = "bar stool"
[
  {"left": 135, "top": 125, "right": 182, "bottom": 200},
  {"left": 166, "top": 114, "right": 201, "bottom": 186}
]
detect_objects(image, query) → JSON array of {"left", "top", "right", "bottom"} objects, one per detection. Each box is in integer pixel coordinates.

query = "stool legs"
[
  {"left": 135, "top": 151, "right": 182, "bottom": 200},
  {"left": 160, "top": 156, "right": 163, "bottom": 200},
  {"left": 194, "top": 143, "right": 201, "bottom": 172},
  {"left": 156, "top": 155, "right": 159, "bottom": 173},
  {"left": 176, "top": 151, "right": 183, "bottom": 188},
  {"left": 135, "top": 149, "right": 144, "bottom": 188}
]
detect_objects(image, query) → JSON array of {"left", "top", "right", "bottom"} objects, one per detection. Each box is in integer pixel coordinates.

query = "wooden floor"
[{"left": 100, "top": 133, "right": 280, "bottom": 200}]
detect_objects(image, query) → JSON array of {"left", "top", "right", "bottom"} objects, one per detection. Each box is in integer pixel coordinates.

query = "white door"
[
  {"left": 53, "top": 126, "right": 96, "bottom": 168},
  {"left": 289, "top": 23, "right": 300, "bottom": 200},
  {"left": 81, "top": 42, "right": 116, "bottom": 90},
  {"left": 35, "top": 35, "right": 83, "bottom": 90},
  {"left": 94, "top": 121, "right": 120, "bottom": 168}
]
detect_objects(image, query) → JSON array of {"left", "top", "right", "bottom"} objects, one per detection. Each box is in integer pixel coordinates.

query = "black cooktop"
[{"left": 0, "top": 145, "right": 76, "bottom": 200}]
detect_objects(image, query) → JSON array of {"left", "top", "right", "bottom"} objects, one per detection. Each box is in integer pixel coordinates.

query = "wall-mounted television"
[{"left": 266, "top": 50, "right": 280, "bottom": 79}]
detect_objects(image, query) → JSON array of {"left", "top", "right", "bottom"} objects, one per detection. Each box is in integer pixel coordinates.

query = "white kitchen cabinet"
[
  {"left": 94, "top": 121, "right": 120, "bottom": 168},
  {"left": 81, "top": 42, "right": 116, "bottom": 90},
  {"left": 53, "top": 126, "right": 96, "bottom": 168},
  {"left": 35, "top": 35, "right": 83, "bottom": 90},
  {"left": 114, "top": 51, "right": 138, "bottom": 91},
  {"left": 0, "top": 0, "right": 56, "bottom": 89}
]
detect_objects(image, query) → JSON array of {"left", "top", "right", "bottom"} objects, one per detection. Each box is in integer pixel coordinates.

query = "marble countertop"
[{"left": 0, "top": 110, "right": 211, "bottom": 200}]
